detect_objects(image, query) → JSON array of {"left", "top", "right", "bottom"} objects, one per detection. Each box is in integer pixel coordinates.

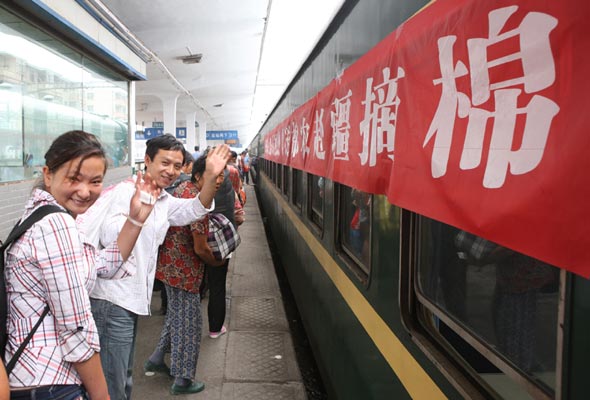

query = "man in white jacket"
[{"left": 86, "top": 135, "right": 229, "bottom": 400}]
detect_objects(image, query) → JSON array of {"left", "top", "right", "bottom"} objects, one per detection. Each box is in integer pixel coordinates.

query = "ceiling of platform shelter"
[{"left": 99, "top": 0, "right": 344, "bottom": 148}]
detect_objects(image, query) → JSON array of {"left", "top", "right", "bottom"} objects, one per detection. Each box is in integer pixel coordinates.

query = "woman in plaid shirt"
[{"left": 4, "top": 131, "right": 159, "bottom": 400}]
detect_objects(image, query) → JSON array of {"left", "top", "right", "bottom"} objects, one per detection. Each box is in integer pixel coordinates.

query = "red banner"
[{"left": 264, "top": 0, "right": 590, "bottom": 277}]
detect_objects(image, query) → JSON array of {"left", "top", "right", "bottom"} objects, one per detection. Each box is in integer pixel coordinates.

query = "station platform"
[{"left": 132, "top": 184, "right": 307, "bottom": 400}]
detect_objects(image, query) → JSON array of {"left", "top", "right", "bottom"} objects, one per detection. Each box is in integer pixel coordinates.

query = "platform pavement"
[{"left": 131, "top": 184, "right": 307, "bottom": 399}]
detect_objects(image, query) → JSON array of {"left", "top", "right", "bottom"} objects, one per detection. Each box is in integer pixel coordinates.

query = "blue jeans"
[
  {"left": 10, "top": 385, "right": 87, "bottom": 400},
  {"left": 90, "top": 299, "right": 138, "bottom": 400}
]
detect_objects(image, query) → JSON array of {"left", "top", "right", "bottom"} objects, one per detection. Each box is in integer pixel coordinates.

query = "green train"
[{"left": 249, "top": 1, "right": 590, "bottom": 399}]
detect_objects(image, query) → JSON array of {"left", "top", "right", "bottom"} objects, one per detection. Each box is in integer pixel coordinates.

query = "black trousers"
[{"left": 204, "top": 259, "right": 229, "bottom": 332}]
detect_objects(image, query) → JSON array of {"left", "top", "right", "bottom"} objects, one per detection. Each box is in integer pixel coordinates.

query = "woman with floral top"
[
  {"left": 4, "top": 130, "right": 159, "bottom": 400},
  {"left": 145, "top": 154, "right": 225, "bottom": 396}
]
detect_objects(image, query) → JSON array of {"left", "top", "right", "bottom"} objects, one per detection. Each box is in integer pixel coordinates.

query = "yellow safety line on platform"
[{"left": 263, "top": 175, "right": 447, "bottom": 400}]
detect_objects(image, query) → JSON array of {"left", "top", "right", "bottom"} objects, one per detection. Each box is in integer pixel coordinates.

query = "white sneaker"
[{"left": 209, "top": 326, "right": 227, "bottom": 339}]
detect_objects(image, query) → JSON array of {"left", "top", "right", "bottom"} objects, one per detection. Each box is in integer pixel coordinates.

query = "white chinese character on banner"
[
  {"left": 283, "top": 126, "right": 292, "bottom": 158},
  {"left": 424, "top": 6, "right": 559, "bottom": 188},
  {"left": 292, "top": 122, "right": 300, "bottom": 158},
  {"left": 313, "top": 108, "right": 326, "bottom": 160},
  {"left": 301, "top": 117, "right": 311, "bottom": 158},
  {"left": 331, "top": 89, "right": 353, "bottom": 160},
  {"left": 272, "top": 134, "right": 280, "bottom": 157},
  {"left": 359, "top": 66, "right": 405, "bottom": 167}
]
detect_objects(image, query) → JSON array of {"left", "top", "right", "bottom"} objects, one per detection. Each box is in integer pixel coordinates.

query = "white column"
[
  {"left": 196, "top": 110, "right": 208, "bottom": 149},
  {"left": 185, "top": 111, "right": 196, "bottom": 151},
  {"left": 128, "top": 81, "right": 136, "bottom": 170},
  {"left": 161, "top": 94, "right": 178, "bottom": 137}
]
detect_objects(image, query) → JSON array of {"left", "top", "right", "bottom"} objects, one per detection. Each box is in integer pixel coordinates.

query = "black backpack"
[{"left": 0, "top": 204, "right": 65, "bottom": 374}]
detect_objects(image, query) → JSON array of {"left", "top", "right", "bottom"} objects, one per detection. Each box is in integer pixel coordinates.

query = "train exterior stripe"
[
  {"left": 263, "top": 174, "right": 447, "bottom": 399},
  {"left": 263, "top": 0, "right": 590, "bottom": 278}
]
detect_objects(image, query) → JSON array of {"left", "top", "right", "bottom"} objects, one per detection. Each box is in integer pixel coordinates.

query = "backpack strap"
[
  {"left": 1, "top": 205, "right": 64, "bottom": 251},
  {"left": 1, "top": 204, "right": 65, "bottom": 374}
]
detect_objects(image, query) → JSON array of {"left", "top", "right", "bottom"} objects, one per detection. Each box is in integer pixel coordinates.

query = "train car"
[{"left": 252, "top": 1, "right": 590, "bottom": 399}]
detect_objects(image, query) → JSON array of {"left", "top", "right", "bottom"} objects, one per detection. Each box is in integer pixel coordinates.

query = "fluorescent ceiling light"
[{"left": 243, "top": 0, "right": 345, "bottom": 146}]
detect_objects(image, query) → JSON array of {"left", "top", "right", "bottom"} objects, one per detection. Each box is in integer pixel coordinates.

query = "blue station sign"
[{"left": 206, "top": 130, "right": 238, "bottom": 140}]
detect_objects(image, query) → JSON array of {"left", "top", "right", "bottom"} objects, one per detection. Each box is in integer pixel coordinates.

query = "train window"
[
  {"left": 414, "top": 216, "right": 560, "bottom": 399},
  {"left": 277, "top": 164, "right": 283, "bottom": 190},
  {"left": 271, "top": 162, "right": 277, "bottom": 184},
  {"left": 282, "top": 165, "right": 289, "bottom": 197},
  {"left": 336, "top": 185, "right": 371, "bottom": 275},
  {"left": 292, "top": 169, "right": 303, "bottom": 210},
  {"left": 307, "top": 173, "right": 324, "bottom": 228}
]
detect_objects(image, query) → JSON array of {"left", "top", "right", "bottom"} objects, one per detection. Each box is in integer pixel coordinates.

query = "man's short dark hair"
[
  {"left": 194, "top": 145, "right": 200, "bottom": 151},
  {"left": 145, "top": 134, "right": 185, "bottom": 163}
]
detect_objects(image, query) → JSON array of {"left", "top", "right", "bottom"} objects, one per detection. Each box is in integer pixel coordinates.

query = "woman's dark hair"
[
  {"left": 40, "top": 130, "right": 106, "bottom": 183},
  {"left": 191, "top": 154, "right": 208, "bottom": 183},
  {"left": 145, "top": 134, "right": 185, "bottom": 163},
  {"left": 183, "top": 150, "right": 194, "bottom": 166},
  {"left": 45, "top": 130, "right": 106, "bottom": 172}
]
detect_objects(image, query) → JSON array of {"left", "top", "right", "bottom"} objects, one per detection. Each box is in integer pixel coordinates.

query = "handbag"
[{"left": 207, "top": 213, "right": 241, "bottom": 260}]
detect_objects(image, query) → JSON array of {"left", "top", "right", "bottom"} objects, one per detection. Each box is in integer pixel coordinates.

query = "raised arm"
[
  {"left": 197, "top": 145, "right": 230, "bottom": 208},
  {"left": 115, "top": 171, "right": 160, "bottom": 260}
]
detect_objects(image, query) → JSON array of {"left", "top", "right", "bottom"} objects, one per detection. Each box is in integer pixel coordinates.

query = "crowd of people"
[{"left": 0, "top": 131, "right": 254, "bottom": 399}]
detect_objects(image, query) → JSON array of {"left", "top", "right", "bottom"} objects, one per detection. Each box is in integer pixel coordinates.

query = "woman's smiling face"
[{"left": 43, "top": 155, "right": 105, "bottom": 217}]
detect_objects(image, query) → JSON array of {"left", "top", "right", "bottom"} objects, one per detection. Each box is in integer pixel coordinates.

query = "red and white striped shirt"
[{"left": 4, "top": 189, "right": 135, "bottom": 387}]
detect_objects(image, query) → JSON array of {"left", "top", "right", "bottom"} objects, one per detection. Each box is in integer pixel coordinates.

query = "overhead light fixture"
[{"left": 177, "top": 53, "right": 203, "bottom": 64}]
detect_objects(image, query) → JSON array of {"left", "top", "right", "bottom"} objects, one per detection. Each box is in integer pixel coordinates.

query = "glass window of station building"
[{"left": 0, "top": 7, "right": 129, "bottom": 183}]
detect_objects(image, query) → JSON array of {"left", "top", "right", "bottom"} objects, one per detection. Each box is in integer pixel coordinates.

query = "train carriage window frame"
[
  {"left": 334, "top": 183, "right": 372, "bottom": 282},
  {"left": 277, "top": 164, "right": 283, "bottom": 190},
  {"left": 292, "top": 168, "right": 303, "bottom": 212},
  {"left": 282, "top": 165, "right": 290, "bottom": 198},
  {"left": 272, "top": 162, "right": 277, "bottom": 185},
  {"left": 307, "top": 173, "right": 324, "bottom": 234},
  {"left": 400, "top": 212, "right": 564, "bottom": 400}
]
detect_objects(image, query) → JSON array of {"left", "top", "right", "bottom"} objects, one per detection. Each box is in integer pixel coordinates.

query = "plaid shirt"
[{"left": 5, "top": 189, "right": 134, "bottom": 388}]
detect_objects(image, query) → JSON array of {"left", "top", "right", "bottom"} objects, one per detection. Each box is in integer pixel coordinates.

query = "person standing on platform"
[
  {"left": 86, "top": 135, "right": 230, "bottom": 400},
  {"left": 4, "top": 130, "right": 159, "bottom": 400},
  {"left": 191, "top": 145, "right": 201, "bottom": 161},
  {"left": 145, "top": 155, "right": 225, "bottom": 395},
  {"left": 240, "top": 150, "right": 251, "bottom": 185},
  {"left": 154, "top": 149, "right": 195, "bottom": 315},
  {"left": 202, "top": 153, "right": 238, "bottom": 340},
  {"left": 227, "top": 153, "right": 242, "bottom": 196}
]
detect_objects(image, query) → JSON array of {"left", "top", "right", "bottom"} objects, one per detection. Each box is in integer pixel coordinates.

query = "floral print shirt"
[{"left": 156, "top": 180, "right": 208, "bottom": 293}]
